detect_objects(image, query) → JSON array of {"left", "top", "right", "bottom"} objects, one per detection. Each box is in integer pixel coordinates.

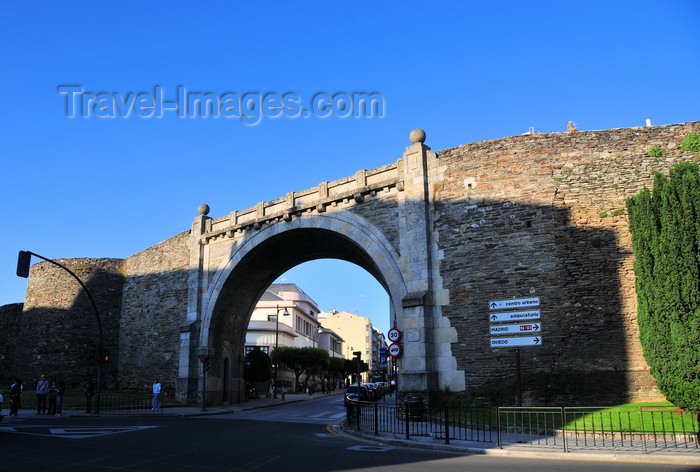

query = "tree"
[
  {"left": 301, "top": 346, "right": 330, "bottom": 382},
  {"left": 244, "top": 349, "right": 272, "bottom": 384},
  {"left": 626, "top": 161, "right": 700, "bottom": 410},
  {"left": 274, "top": 346, "right": 306, "bottom": 390},
  {"left": 343, "top": 358, "right": 368, "bottom": 384},
  {"left": 329, "top": 357, "right": 346, "bottom": 388},
  {"left": 273, "top": 346, "right": 329, "bottom": 390}
]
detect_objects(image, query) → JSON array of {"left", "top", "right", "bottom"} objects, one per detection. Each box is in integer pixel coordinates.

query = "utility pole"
[{"left": 16, "top": 250, "right": 104, "bottom": 414}]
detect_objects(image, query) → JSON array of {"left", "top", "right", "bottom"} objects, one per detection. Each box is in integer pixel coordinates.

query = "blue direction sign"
[
  {"left": 490, "top": 323, "right": 541, "bottom": 335},
  {"left": 489, "top": 310, "right": 540, "bottom": 322},
  {"left": 489, "top": 298, "right": 540, "bottom": 310},
  {"left": 490, "top": 336, "right": 542, "bottom": 348}
]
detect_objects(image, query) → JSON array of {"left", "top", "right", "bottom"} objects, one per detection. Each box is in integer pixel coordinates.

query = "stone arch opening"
[{"left": 196, "top": 215, "right": 407, "bottom": 405}]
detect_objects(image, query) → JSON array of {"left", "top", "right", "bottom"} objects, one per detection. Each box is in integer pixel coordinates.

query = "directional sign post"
[
  {"left": 489, "top": 297, "right": 540, "bottom": 310},
  {"left": 489, "top": 310, "right": 540, "bottom": 322},
  {"left": 490, "top": 323, "right": 541, "bottom": 335},
  {"left": 488, "top": 296, "right": 543, "bottom": 408},
  {"left": 490, "top": 336, "right": 542, "bottom": 348}
]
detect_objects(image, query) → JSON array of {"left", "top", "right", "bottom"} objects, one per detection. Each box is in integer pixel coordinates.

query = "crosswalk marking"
[{"left": 2, "top": 425, "right": 157, "bottom": 439}]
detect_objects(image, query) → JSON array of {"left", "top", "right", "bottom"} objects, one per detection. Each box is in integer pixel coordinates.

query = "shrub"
[
  {"left": 648, "top": 145, "right": 664, "bottom": 157},
  {"left": 626, "top": 162, "right": 700, "bottom": 411},
  {"left": 681, "top": 132, "right": 700, "bottom": 152}
]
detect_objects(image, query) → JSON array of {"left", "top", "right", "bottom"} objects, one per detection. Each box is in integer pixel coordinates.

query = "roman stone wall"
[
  {"left": 434, "top": 121, "right": 700, "bottom": 403},
  {"left": 7, "top": 258, "right": 125, "bottom": 394},
  {"left": 3, "top": 121, "right": 698, "bottom": 405},
  {"left": 118, "top": 231, "right": 190, "bottom": 393},
  {"left": 0, "top": 303, "right": 23, "bottom": 384}
]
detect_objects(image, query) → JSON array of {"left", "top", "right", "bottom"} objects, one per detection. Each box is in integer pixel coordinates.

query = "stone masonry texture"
[{"left": 2, "top": 121, "right": 698, "bottom": 404}]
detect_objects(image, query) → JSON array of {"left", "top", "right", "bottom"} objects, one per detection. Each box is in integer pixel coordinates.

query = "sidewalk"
[
  {"left": 28, "top": 393, "right": 700, "bottom": 466},
  {"left": 337, "top": 421, "right": 700, "bottom": 466}
]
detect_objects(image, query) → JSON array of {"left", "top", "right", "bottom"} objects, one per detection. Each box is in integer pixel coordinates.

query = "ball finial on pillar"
[
  {"left": 198, "top": 204, "right": 210, "bottom": 216},
  {"left": 409, "top": 128, "right": 426, "bottom": 144}
]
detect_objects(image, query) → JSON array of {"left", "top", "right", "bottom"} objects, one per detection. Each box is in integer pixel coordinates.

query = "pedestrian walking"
[
  {"left": 56, "top": 381, "right": 65, "bottom": 416},
  {"left": 152, "top": 380, "right": 161, "bottom": 411},
  {"left": 48, "top": 380, "right": 58, "bottom": 415},
  {"left": 84, "top": 378, "right": 95, "bottom": 413},
  {"left": 9, "top": 379, "right": 22, "bottom": 416},
  {"left": 280, "top": 386, "right": 287, "bottom": 401},
  {"left": 36, "top": 374, "right": 49, "bottom": 414}
]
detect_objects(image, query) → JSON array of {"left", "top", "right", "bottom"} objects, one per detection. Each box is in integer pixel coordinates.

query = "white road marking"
[
  {"left": 346, "top": 445, "right": 394, "bottom": 452},
  {"left": 4, "top": 425, "right": 157, "bottom": 439}
]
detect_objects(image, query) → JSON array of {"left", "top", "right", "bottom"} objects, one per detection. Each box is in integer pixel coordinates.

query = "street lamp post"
[
  {"left": 273, "top": 304, "right": 289, "bottom": 399},
  {"left": 16, "top": 250, "right": 104, "bottom": 414}
]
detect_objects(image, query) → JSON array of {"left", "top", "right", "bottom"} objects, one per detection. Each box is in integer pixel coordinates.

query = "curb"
[{"left": 336, "top": 420, "right": 700, "bottom": 466}]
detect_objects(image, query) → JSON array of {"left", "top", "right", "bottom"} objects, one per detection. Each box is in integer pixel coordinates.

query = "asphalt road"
[{"left": 1, "top": 396, "right": 698, "bottom": 472}]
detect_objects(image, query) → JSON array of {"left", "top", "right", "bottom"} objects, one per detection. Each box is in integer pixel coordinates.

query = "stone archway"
[
  {"left": 178, "top": 135, "right": 465, "bottom": 405},
  {"left": 184, "top": 213, "right": 408, "bottom": 404}
]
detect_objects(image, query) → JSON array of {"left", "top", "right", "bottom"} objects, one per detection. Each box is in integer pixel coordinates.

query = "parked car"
[
  {"left": 364, "top": 383, "right": 384, "bottom": 401},
  {"left": 344, "top": 385, "right": 370, "bottom": 406}
]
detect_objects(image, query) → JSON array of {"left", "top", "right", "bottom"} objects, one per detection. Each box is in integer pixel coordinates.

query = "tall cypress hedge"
[{"left": 626, "top": 162, "right": 700, "bottom": 409}]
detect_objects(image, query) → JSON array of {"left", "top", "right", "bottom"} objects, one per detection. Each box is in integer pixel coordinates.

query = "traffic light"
[
  {"left": 102, "top": 349, "right": 110, "bottom": 366},
  {"left": 353, "top": 351, "right": 362, "bottom": 362},
  {"left": 17, "top": 250, "right": 32, "bottom": 278},
  {"left": 203, "top": 355, "right": 210, "bottom": 373}
]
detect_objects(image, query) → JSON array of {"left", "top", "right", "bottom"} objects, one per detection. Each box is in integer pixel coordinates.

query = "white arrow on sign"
[
  {"left": 490, "top": 336, "right": 542, "bottom": 347},
  {"left": 489, "top": 298, "right": 540, "bottom": 310},
  {"left": 489, "top": 310, "right": 540, "bottom": 322},
  {"left": 489, "top": 323, "right": 542, "bottom": 335}
]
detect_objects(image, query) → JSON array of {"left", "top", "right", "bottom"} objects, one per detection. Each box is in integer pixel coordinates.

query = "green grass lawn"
[
  {"left": 559, "top": 403, "right": 698, "bottom": 434},
  {"left": 445, "top": 403, "right": 698, "bottom": 434}
]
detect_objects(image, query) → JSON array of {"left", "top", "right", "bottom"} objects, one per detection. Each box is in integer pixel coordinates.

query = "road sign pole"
[
  {"left": 515, "top": 348, "right": 522, "bottom": 408},
  {"left": 201, "top": 366, "right": 207, "bottom": 412}
]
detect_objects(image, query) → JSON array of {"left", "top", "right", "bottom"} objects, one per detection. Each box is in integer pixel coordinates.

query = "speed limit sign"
[
  {"left": 388, "top": 343, "right": 402, "bottom": 358},
  {"left": 387, "top": 328, "right": 401, "bottom": 342}
]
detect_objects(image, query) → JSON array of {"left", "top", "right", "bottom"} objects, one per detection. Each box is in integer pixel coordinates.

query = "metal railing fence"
[
  {"left": 11, "top": 392, "right": 174, "bottom": 414},
  {"left": 347, "top": 402, "right": 699, "bottom": 453},
  {"left": 98, "top": 393, "right": 166, "bottom": 413}
]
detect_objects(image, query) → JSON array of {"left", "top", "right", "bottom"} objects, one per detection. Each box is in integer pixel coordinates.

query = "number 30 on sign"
[{"left": 387, "top": 328, "right": 401, "bottom": 342}]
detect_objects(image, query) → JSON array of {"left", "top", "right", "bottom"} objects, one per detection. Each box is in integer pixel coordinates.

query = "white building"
[
  {"left": 245, "top": 283, "right": 323, "bottom": 390},
  {"left": 318, "top": 310, "right": 387, "bottom": 383}
]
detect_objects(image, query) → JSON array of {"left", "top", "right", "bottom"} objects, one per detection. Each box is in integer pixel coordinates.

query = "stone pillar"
[
  {"left": 178, "top": 204, "right": 211, "bottom": 404},
  {"left": 397, "top": 129, "right": 439, "bottom": 394},
  {"left": 396, "top": 129, "right": 463, "bottom": 400}
]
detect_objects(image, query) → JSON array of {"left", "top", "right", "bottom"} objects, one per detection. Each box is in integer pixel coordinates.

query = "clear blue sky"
[{"left": 2, "top": 1, "right": 698, "bottom": 337}]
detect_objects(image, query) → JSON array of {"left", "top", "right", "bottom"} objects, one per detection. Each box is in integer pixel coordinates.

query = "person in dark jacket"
[
  {"left": 83, "top": 378, "right": 95, "bottom": 413},
  {"left": 9, "top": 379, "right": 22, "bottom": 416}
]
